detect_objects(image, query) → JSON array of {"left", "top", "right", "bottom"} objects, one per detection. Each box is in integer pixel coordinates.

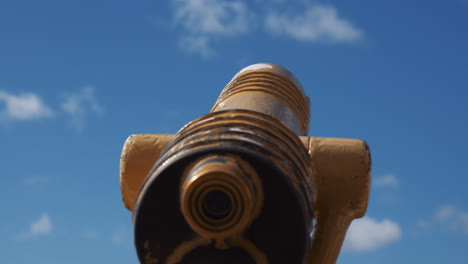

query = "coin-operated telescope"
[{"left": 120, "top": 63, "right": 371, "bottom": 264}]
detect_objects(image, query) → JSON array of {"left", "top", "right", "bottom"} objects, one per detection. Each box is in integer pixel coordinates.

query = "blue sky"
[{"left": 1, "top": 0, "right": 467, "bottom": 263}]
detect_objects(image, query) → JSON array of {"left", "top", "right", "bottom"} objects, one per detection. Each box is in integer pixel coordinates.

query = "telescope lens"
[{"left": 202, "top": 190, "right": 232, "bottom": 220}]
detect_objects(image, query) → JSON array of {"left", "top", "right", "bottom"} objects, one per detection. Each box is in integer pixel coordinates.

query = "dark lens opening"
[{"left": 202, "top": 190, "right": 232, "bottom": 220}]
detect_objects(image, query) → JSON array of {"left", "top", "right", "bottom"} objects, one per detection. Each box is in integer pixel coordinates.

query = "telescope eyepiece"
[{"left": 180, "top": 155, "right": 263, "bottom": 240}]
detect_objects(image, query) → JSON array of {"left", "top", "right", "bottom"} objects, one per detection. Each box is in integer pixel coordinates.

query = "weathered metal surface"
[
  {"left": 211, "top": 63, "right": 310, "bottom": 135},
  {"left": 301, "top": 136, "right": 371, "bottom": 264},
  {"left": 120, "top": 134, "right": 173, "bottom": 211},
  {"left": 119, "top": 63, "right": 371, "bottom": 264}
]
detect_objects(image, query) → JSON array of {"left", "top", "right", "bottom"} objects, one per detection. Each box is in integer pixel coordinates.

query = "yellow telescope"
[{"left": 120, "top": 63, "right": 371, "bottom": 264}]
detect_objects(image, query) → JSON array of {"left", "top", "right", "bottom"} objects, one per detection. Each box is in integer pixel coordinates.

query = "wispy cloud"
[
  {"left": 31, "top": 214, "right": 53, "bottom": 235},
  {"left": 418, "top": 204, "right": 468, "bottom": 235},
  {"left": 374, "top": 174, "right": 399, "bottom": 189},
  {"left": 174, "top": 0, "right": 250, "bottom": 35},
  {"left": 1, "top": 86, "right": 104, "bottom": 132},
  {"left": 0, "top": 91, "right": 54, "bottom": 121},
  {"left": 343, "top": 216, "right": 402, "bottom": 252},
  {"left": 61, "top": 86, "right": 104, "bottom": 132},
  {"left": 265, "top": 4, "right": 363, "bottom": 43},
  {"left": 172, "top": 0, "right": 252, "bottom": 58},
  {"left": 434, "top": 204, "right": 457, "bottom": 222},
  {"left": 169, "top": 1, "right": 364, "bottom": 57},
  {"left": 179, "top": 35, "right": 215, "bottom": 58},
  {"left": 14, "top": 213, "right": 53, "bottom": 240},
  {"left": 372, "top": 174, "right": 400, "bottom": 204}
]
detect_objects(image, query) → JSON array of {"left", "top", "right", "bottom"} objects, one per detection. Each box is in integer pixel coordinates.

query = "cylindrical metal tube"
[{"left": 211, "top": 63, "right": 310, "bottom": 136}]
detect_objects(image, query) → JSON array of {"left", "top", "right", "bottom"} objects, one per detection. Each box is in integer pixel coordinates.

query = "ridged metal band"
[
  {"left": 180, "top": 154, "right": 262, "bottom": 239},
  {"left": 212, "top": 71, "right": 310, "bottom": 135},
  {"left": 146, "top": 110, "right": 316, "bottom": 230}
]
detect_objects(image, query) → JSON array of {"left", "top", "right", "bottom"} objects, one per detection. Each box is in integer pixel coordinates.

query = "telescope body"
[{"left": 120, "top": 63, "right": 371, "bottom": 264}]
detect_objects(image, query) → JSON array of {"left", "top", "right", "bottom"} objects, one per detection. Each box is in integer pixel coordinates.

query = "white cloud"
[
  {"left": 0, "top": 87, "right": 103, "bottom": 131},
  {"left": 265, "top": 4, "right": 363, "bottom": 43},
  {"left": 429, "top": 204, "right": 468, "bottom": 234},
  {"left": 14, "top": 213, "right": 53, "bottom": 240},
  {"left": 30, "top": 214, "right": 53, "bottom": 235},
  {"left": 169, "top": 1, "right": 364, "bottom": 57},
  {"left": 174, "top": 0, "right": 250, "bottom": 35},
  {"left": 374, "top": 174, "right": 399, "bottom": 189},
  {"left": 172, "top": 0, "right": 251, "bottom": 58},
  {"left": 61, "top": 86, "right": 103, "bottom": 132},
  {"left": 179, "top": 35, "right": 215, "bottom": 58},
  {"left": 343, "top": 217, "right": 402, "bottom": 252},
  {"left": 434, "top": 204, "right": 456, "bottom": 222},
  {"left": 0, "top": 91, "right": 54, "bottom": 121}
]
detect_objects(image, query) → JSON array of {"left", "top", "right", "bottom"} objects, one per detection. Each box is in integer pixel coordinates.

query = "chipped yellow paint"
[
  {"left": 143, "top": 241, "right": 159, "bottom": 264},
  {"left": 144, "top": 252, "right": 158, "bottom": 264},
  {"left": 120, "top": 134, "right": 173, "bottom": 211},
  {"left": 302, "top": 136, "right": 371, "bottom": 264},
  {"left": 165, "top": 236, "right": 211, "bottom": 264},
  {"left": 165, "top": 235, "right": 268, "bottom": 264},
  {"left": 230, "top": 235, "right": 268, "bottom": 264}
]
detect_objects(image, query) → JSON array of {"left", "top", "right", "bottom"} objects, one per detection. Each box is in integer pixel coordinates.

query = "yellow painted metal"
[
  {"left": 120, "top": 135, "right": 370, "bottom": 263},
  {"left": 120, "top": 134, "right": 173, "bottom": 211},
  {"left": 301, "top": 137, "right": 371, "bottom": 264},
  {"left": 119, "top": 63, "right": 372, "bottom": 264},
  {"left": 211, "top": 63, "right": 310, "bottom": 135}
]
